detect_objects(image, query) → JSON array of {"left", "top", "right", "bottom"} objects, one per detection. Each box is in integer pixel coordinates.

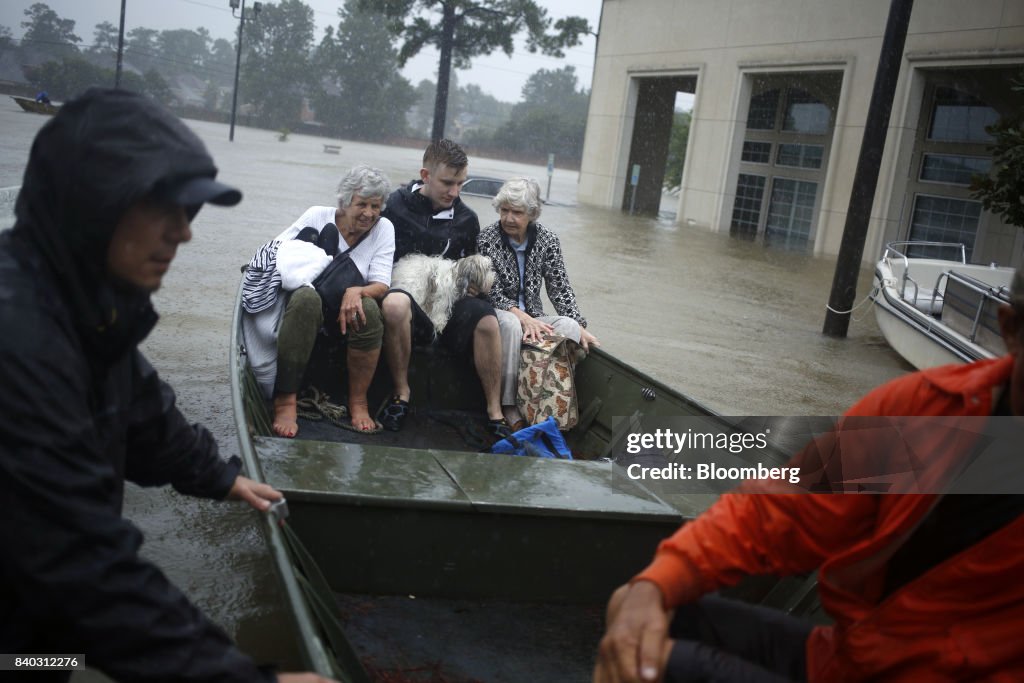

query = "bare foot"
[
  {"left": 273, "top": 393, "right": 298, "bottom": 438},
  {"left": 348, "top": 398, "right": 376, "bottom": 432}
]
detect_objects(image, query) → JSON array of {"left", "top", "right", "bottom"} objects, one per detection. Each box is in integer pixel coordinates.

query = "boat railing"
[
  {"left": 936, "top": 269, "right": 1011, "bottom": 348},
  {"left": 881, "top": 241, "right": 967, "bottom": 308},
  {"left": 229, "top": 280, "right": 339, "bottom": 679}
]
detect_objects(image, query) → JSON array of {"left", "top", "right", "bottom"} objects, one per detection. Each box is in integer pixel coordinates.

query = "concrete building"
[{"left": 579, "top": 0, "right": 1024, "bottom": 267}]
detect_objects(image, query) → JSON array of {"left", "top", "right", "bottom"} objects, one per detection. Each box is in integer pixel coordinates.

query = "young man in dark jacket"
[
  {"left": 379, "top": 139, "right": 510, "bottom": 437},
  {"left": 0, "top": 89, "right": 333, "bottom": 683}
]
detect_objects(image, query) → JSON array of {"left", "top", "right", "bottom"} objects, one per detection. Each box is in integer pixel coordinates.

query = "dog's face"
[{"left": 455, "top": 254, "right": 495, "bottom": 295}]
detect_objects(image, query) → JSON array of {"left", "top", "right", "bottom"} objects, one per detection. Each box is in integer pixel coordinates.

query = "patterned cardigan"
[{"left": 477, "top": 221, "right": 586, "bottom": 327}]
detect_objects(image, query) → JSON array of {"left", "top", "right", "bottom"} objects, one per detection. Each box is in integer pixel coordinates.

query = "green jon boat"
[
  {"left": 230, "top": 282, "right": 822, "bottom": 682},
  {"left": 11, "top": 95, "right": 60, "bottom": 115}
]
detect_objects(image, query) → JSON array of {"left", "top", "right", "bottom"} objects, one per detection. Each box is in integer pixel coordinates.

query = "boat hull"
[
  {"left": 871, "top": 243, "right": 1014, "bottom": 370},
  {"left": 230, "top": 280, "right": 823, "bottom": 680},
  {"left": 11, "top": 95, "right": 59, "bottom": 115},
  {"left": 872, "top": 279, "right": 968, "bottom": 369}
]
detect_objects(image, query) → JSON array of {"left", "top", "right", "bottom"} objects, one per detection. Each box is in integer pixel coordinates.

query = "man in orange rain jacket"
[{"left": 594, "top": 269, "right": 1024, "bottom": 683}]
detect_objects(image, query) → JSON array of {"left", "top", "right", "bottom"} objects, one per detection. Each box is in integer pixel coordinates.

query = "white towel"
[{"left": 277, "top": 239, "right": 332, "bottom": 291}]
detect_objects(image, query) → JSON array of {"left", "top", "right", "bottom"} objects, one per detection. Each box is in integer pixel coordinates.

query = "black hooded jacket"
[
  {"left": 383, "top": 179, "right": 480, "bottom": 262},
  {"left": 0, "top": 90, "right": 271, "bottom": 682}
]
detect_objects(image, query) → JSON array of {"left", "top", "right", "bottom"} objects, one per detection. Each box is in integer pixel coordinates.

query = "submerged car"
[{"left": 460, "top": 176, "right": 504, "bottom": 198}]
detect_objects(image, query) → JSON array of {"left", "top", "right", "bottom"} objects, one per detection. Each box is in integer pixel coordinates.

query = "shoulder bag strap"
[{"left": 338, "top": 218, "right": 377, "bottom": 256}]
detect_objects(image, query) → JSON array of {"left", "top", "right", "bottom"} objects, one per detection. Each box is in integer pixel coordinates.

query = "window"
[
  {"left": 741, "top": 141, "right": 772, "bottom": 163},
  {"left": 733, "top": 73, "right": 840, "bottom": 247},
  {"left": 766, "top": 178, "right": 817, "bottom": 243},
  {"left": 919, "top": 154, "right": 991, "bottom": 186},
  {"left": 746, "top": 89, "right": 779, "bottom": 130},
  {"left": 776, "top": 143, "right": 823, "bottom": 169},
  {"left": 782, "top": 89, "right": 830, "bottom": 134},
  {"left": 907, "top": 195, "right": 982, "bottom": 259},
  {"left": 730, "top": 173, "right": 766, "bottom": 236},
  {"left": 898, "top": 74, "right": 1017, "bottom": 266},
  {"left": 928, "top": 87, "right": 998, "bottom": 143}
]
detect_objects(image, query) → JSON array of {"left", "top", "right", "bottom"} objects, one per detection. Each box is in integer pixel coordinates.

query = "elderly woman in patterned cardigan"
[{"left": 477, "top": 176, "right": 599, "bottom": 428}]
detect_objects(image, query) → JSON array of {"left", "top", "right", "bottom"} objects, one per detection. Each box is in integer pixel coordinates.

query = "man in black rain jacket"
[{"left": 0, "top": 89, "right": 333, "bottom": 683}]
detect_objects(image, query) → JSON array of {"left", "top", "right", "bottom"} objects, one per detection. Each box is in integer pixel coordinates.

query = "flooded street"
[{"left": 1, "top": 100, "right": 908, "bottom": 671}]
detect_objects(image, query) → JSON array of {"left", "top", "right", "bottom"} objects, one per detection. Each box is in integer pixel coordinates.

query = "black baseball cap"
[{"left": 159, "top": 175, "right": 242, "bottom": 207}]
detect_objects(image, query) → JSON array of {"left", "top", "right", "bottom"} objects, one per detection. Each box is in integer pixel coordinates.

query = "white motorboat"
[{"left": 871, "top": 241, "right": 1015, "bottom": 370}]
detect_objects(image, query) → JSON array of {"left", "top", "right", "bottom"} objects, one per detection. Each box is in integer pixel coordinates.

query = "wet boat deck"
[
  {"left": 337, "top": 593, "right": 602, "bottom": 683},
  {"left": 254, "top": 437, "right": 687, "bottom": 682}
]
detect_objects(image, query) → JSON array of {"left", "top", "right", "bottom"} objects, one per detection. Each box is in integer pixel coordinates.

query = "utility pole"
[
  {"left": 823, "top": 0, "right": 914, "bottom": 337},
  {"left": 114, "top": 0, "right": 126, "bottom": 88},
  {"left": 229, "top": 0, "right": 261, "bottom": 142}
]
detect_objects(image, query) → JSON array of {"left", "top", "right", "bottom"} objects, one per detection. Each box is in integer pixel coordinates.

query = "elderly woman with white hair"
[
  {"left": 242, "top": 164, "right": 395, "bottom": 437},
  {"left": 477, "top": 176, "right": 599, "bottom": 428}
]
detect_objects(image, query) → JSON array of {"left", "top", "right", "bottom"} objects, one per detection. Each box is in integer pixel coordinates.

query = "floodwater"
[{"left": 1, "top": 99, "right": 909, "bottom": 675}]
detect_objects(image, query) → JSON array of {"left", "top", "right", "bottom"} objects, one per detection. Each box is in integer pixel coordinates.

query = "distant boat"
[
  {"left": 11, "top": 95, "right": 59, "bottom": 115},
  {"left": 871, "top": 241, "right": 1016, "bottom": 369}
]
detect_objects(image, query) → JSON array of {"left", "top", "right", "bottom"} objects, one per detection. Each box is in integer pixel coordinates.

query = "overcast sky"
[{"left": 0, "top": 0, "right": 602, "bottom": 102}]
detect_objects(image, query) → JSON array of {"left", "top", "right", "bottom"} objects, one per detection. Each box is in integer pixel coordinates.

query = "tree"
[
  {"left": 489, "top": 66, "right": 588, "bottom": 161},
  {"left": 520, "top": 65, "right": 581, "bottom": 110},
  {"left": 125, "top": 27, "right": 160, "bottom": 73},
  {"left": 311, "top": 1, "right": 417, "bottom": 140},
  {"left": 21, "top": 3, "right": 80, "bottom": 58},
  {"left": 971, "top": 74, "right": 1024, "bottom": 231},
  {"left": 29, "top": 55, "right": 174, "bottom": 104},
  {"left": 142, "top": 68, "right": 175, "bottom": 105},
  {"left": 450, "top": 81, "right": 512, "bottom": 137},
  {"left": 663, "top": 111, "right": 692, "bottom": 190},
  {"left": 89, "top": 21, "right": 118, "bottom": 56},
  {"left": 360, "top": 0, "right": 589, "bottom": 140},
  {"left": 408, "top": 79, "right": 437, "bottom": 137},
  {"left": 29, "top": 55, "right": 103, "bottom": 100},
  {"left": 241, "top": 0, "right": 316, "bottom": 129},
  {"left": 156, "top": 28, "right": 210, "bottom": 76},
  {"left": 203, "top": 81, "right": 221, "bottom": 110},
  {"left": 0, "top": 25, "right": 13, "bottom": 54},
  {"left": 205, "top": 38, "right": 235, "bottom": 87},
  {"left": 407, "top": 76, "right": 513, "bottom": 141}
]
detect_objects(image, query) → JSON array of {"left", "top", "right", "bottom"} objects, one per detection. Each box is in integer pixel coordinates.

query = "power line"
[
  {"left": 172, "top": 0, "right": 234, "bottom": 14},
  {"left": 10, "top": 36, "right": 237, "bottom": 80}
]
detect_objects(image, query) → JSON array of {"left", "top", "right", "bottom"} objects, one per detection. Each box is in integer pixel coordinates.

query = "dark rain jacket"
[
  {"left": 0, "top": 90, "right": 272, "bottom": 682},
  {"left": 383, "top": 179, "right": 480, "bottom": 262}
]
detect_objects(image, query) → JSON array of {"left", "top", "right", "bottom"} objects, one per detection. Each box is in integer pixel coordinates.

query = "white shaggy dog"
[{"left": 390, "top": 253, "right": 496, "bottom": 334}]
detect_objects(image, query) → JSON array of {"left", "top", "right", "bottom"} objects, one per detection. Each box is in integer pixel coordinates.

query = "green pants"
[{"left": 274, "top": 286, "right": 383, "bottom": 395}]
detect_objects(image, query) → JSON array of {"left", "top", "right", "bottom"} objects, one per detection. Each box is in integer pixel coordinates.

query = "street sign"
[{"left": 629, "top": 164, "right": 641, "bottom": 214}]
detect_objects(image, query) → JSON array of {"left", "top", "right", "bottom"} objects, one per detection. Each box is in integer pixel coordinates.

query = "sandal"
[
  {"left": 378, "top": 396, "right": 411, "bottom": 432},
  {"left": 486, "top": 418, "right": 513, "bottom": 441}
]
